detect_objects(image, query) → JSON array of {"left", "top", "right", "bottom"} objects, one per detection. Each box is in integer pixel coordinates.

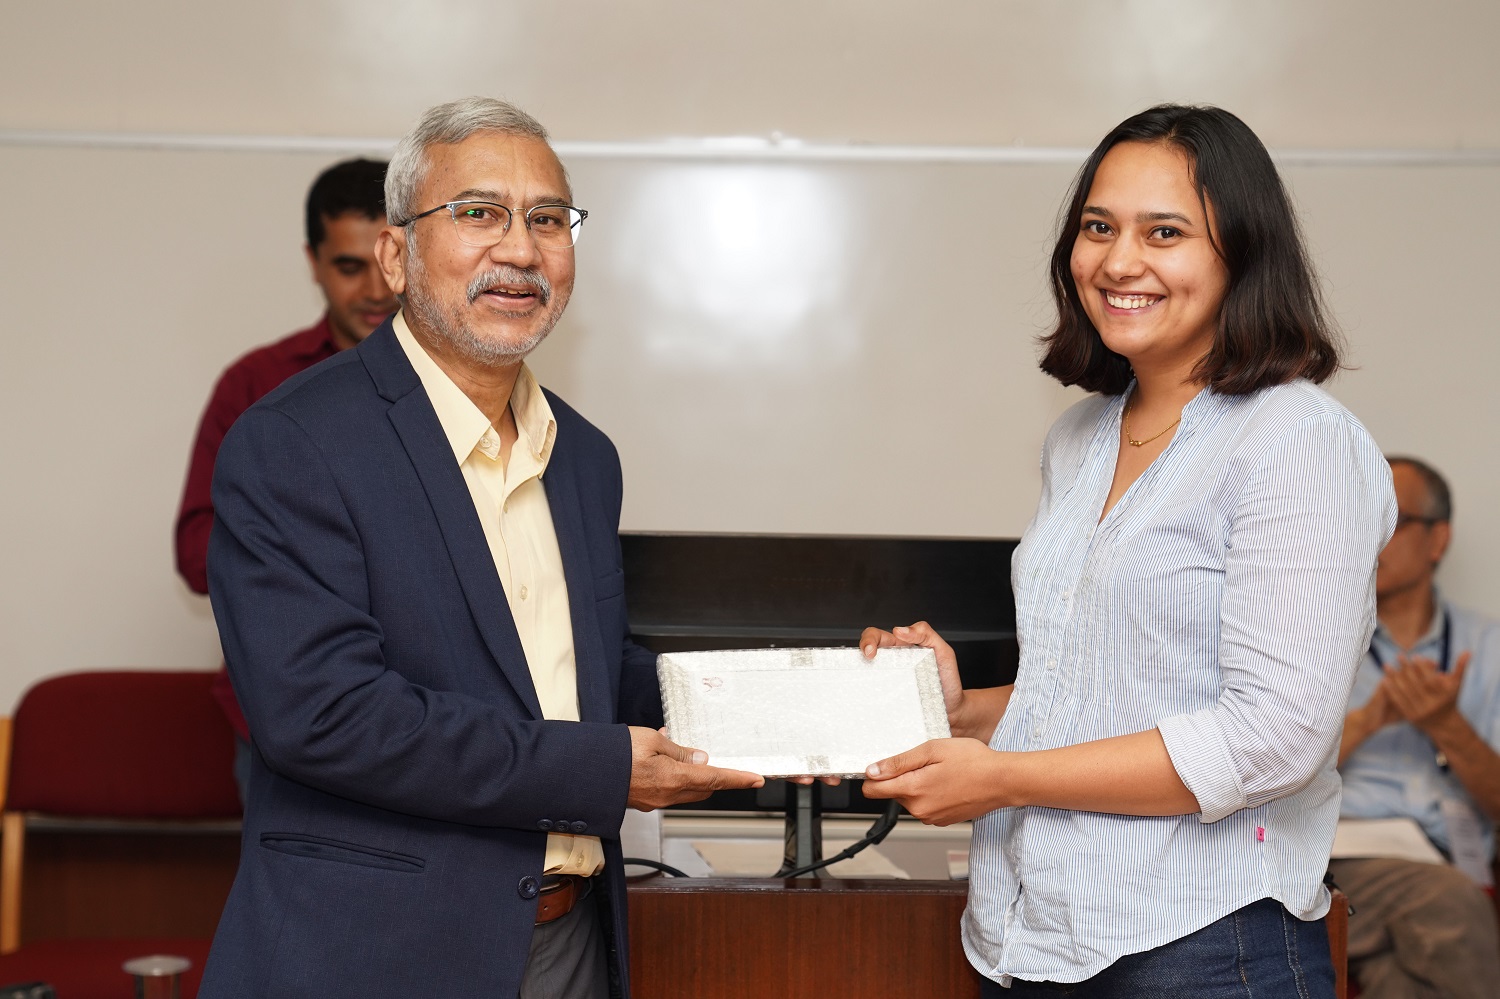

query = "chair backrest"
[{"left": 6, "top": 671, "right": 240, "bottom": 820}]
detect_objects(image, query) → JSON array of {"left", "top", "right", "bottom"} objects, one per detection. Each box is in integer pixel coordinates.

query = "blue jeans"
[{"left": 979, "top": 898, "right": 1334, "bottom": 998}]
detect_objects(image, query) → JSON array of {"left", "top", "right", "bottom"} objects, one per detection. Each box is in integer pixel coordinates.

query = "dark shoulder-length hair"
[{"left": 1039, "top": 104, "right": 1341, "bottom": 395}]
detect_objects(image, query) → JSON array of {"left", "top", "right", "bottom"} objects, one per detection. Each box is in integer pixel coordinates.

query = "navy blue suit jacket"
[{"left": 201, "top": 321, "right": 662, "bottom": 998}]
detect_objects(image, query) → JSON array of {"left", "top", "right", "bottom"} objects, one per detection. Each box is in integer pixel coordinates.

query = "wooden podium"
[
  {"left": 628, "top": 877, "right": 1349, "bottom": 998},
  {"left": 628, "top": 877, "right": 983, "bottom": 998}
]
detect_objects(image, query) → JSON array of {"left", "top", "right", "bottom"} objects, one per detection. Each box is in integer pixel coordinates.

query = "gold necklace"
[{"left": 1123, "top": 397, "right": 1181, "bottom": 448}]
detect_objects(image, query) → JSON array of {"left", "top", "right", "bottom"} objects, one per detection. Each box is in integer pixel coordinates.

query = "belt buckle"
[
  {"left": 539, "top": 873, "right": 576, "bottom": 894},
  {"left": 534, "top": 874, "right": 584, "bottom": 925}
]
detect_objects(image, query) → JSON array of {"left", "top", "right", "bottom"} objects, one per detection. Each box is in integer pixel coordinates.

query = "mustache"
[{"left": 466, "top": 265, "right": 551, "bottom": 306}]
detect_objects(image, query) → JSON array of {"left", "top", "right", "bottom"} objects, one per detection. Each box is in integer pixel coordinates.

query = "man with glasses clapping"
[{"left": 1334, "top": 456, "right": 1500, "bottom": 998}]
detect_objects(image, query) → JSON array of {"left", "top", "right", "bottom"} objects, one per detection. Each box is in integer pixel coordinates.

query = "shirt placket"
[
  {"left": 468, "top": 432, "right": 509, "bottom": 591},
  {"left": 1024, "top": 513, "right": 1097, "bottom": 751},
  {"left": 498, "top": 476, "right": 534, "bottom": 635},
  {"left": 1027, "top": 432, "right": 1119, "bottom": 749}
]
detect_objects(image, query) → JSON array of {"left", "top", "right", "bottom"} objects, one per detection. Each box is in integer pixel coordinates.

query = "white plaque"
[{"left": 658, "top": 646, "right": 951, "bottom": 777}]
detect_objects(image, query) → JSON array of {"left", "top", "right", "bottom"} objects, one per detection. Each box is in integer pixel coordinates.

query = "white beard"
[{"left": 402, "top": 241, "right": 569, "bottom": 366}]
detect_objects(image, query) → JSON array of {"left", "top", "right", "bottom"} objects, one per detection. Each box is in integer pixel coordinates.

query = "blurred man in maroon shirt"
[{"left": 175, "top": 158, "right": 396, "bottom": 799}]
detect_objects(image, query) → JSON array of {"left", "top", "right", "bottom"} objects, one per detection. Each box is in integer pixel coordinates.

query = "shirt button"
[
  {"left": 519, "top": 584, "right": 529, "bottom": 600},
  {"left": 517, "top": 876, "right": 539, "bottom": 900},
  {"left": 1047, "top": 659, "right": 1058, "bottom": 670},
  {"left": 1032, "top": 725, "right": 1043, "bottom": 738},
  {"left": 480, "top": 436, "right": 495, "bottom": 450}
]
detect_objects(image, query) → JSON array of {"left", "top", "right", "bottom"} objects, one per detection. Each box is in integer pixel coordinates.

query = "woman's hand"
[
  {"left": 862, "top": 738, "right": 1006, "bottom": 825},
  {"left": 860, "top": 621, "right": 964, "bottom": 719},
  {"left": 866, "top": 729, "right": 1199, "bottom": 822},
  {"left": 860, "top": 621, "right": 1011, "bottom": 741}
]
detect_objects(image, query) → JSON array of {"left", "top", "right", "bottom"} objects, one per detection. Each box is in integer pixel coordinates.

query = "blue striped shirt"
[
  {"left": 1340, "top": 597, "right": 1500, "bottom": 858},
  {"left": 963, "top": 380, "right": 1395, "bottom": 986}
]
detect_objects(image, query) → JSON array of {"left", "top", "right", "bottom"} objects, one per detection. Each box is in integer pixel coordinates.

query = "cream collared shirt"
[{"left": 394, "top": 312, "right": 603, "bottom": 876}]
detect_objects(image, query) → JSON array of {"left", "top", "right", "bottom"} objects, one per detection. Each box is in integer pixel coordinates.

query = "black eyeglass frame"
[
  {"left": 393, "top": 200, "right": 588, "bottom": 246},
  {"left": 1394, "top": 513, "right": 1444, "bottom": 530}
]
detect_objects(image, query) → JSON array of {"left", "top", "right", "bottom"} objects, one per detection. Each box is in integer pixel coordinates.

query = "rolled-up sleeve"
[{"left": 1158, "top": 413, "right": 1396, "bottom": 823}]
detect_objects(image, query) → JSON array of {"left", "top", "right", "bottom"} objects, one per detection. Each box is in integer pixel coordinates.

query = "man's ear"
[
  {"left": 1429, "top": 520, "right": 1452, "bottom": 568},
  {"left": 374, "top": 227, "right": 408, "bottom": 297}
]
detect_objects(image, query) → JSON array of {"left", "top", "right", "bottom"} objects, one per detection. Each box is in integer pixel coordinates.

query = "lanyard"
[{"left": 1367, "top": 609, "right": 1452, "bottom": 673}]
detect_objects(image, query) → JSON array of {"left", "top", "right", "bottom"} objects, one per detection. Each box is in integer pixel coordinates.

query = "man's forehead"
[
  {"left": 421, "top": 132, "right": 571, "bottom": 203},
  {"left": 316, "top": 212, "right": 384, "bottom": 256},
  {"left": 323, "top": 211, "right": 385, "bottom": 235},
  {"left": 1389, "top": 462, "right": 1420, "bottom": 487},
  {"left": 1389, "top": 464, "right": 1425, "bottom": 499}
]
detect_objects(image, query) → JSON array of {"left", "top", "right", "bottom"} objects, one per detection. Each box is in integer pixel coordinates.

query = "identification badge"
[{"left": 1440, "top": 797, "right": 1493, "bottom": 887}]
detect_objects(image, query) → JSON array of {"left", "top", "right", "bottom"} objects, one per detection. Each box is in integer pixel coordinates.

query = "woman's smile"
[{"left": 1071, "top": 140, "right": 1229, "bottom": 377}]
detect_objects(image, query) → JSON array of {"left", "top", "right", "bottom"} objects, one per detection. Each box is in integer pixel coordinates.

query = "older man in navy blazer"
[{"left": 201, "top": 97, "right": 762, "bottom": 999}]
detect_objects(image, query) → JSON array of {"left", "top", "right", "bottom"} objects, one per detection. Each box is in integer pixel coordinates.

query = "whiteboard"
[{"left": 2, "top": 138, "right": 1496, "bottom": 715}]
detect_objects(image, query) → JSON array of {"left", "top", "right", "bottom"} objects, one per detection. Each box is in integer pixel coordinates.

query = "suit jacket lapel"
[
  {"left": 361, "top": 326, "right": 544, "bottom": 720},
  {"left": 542, "top": 445, "right": 613, "bottom": 724}
]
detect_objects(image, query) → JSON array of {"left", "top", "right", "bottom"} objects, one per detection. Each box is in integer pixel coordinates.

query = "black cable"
[
  {"left": 622, "top": 857, "right": 692, "bottom": 878},
  {"left": 779, "top": 800, "right": 902, "bottom": 878},
  {"left": 624, "top": 800, "right": 904, "bottom": 880}
]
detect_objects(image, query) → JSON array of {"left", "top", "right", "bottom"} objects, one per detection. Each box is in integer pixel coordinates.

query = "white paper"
[
  {"left": 1330, "top": 817, "right": 1447, "bottom": 865},
  {"left": 658, "top": 646, "right": 950, "bottom": 776}
]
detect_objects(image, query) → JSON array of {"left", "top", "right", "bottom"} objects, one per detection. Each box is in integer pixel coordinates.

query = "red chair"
[{"left": 0, "top": 671, "right": 242, "bottom": 998}]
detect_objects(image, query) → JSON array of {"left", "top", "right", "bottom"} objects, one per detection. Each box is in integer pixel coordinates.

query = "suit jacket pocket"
[{"left": 260, "top": 832, "right": 426, "bottom": 873}]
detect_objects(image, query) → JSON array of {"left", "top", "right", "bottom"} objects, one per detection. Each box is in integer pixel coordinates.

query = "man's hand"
[
  {"left": 1384, "top": 651, "right": 1471, "bottom": 734},
  {"left": 626, "top": 727, "right": 764, "bottom": 811},
  {"left": 1356, "top": 682, "right": 1400, "bottom": 734},
  {"left": 1339, "top": 680, "right": 1404, "bottom": 766},
  {"left": 861, "top": 738, "right": 1003, "bottom": 826}
]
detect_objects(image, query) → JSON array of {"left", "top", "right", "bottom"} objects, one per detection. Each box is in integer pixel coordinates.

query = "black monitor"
[{"left": 621, "top": 532, "right": 1019, "bottom": 815}]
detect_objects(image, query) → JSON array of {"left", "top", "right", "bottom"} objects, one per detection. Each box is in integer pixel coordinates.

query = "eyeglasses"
[
  {"left": 1395, "top": 513, "right": 1442, "bottom": 531},
  {"left": 395, "top": 200, "right": 588, "bottom": 249}
]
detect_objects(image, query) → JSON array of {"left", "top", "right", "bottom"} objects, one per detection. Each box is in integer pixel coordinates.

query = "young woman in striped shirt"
[{"left": 861, "top": 105, "right": 1395, "bottom": 996}]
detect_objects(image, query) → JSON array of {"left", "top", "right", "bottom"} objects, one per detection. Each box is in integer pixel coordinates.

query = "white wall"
[
  {"left": 6, "top": 1, "right": 1498, "bottom": 148},
  {"left": 2, "top": 1, "right": 1497, "bottom": 712}
]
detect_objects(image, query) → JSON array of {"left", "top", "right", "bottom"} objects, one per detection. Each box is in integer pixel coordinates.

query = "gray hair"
[
  {"left": 1387, "top": 455, "right": 1454, "bottom": 522},
  {"left": 386, "top": 97, "right": 552, "bottom": 224}
]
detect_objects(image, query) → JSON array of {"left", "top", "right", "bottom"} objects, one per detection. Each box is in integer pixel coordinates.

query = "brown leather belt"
[{"left": 535, "top": 874, "right": 590, "bottom": 925}]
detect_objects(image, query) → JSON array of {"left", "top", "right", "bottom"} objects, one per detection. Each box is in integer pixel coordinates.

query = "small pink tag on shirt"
[{"left": 1256, "top": 826, "right": 1266, "bottom": 842}]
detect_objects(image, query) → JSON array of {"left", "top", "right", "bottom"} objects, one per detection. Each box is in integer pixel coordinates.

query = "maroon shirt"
[{"left": 175, "top": 315, "right": 342, "bottom": 738}]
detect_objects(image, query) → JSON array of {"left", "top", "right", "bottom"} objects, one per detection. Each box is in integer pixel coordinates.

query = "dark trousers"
[
  {"left": 1329, "top": 856, "right": 1500, "bottom": 999},
  {"left": 980, "top": 898, "right": 1334, "bottom": 997},
  {"left": 518, "top": 883, "right": 609, "bottom": 999}
]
